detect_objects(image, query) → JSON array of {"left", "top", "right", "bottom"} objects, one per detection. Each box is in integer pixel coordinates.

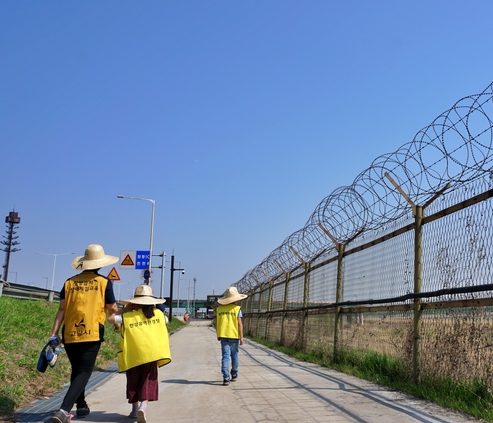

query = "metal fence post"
[
  {"left": 264, "top": 278, "right": 274, "bottom": 340},
  {"left": 413, "top": 205, "right": 423, "bottom": 384},
  {"left": 302, "top": 262, "right": 310, "bottom": 351},
  {"left": 333, "top": 243, "right": 345, "bottom": 363},
  {"left": 246, "top": 289, "right": 254, "bottom": 335},
  {"left": 256, "top": 284, "right": 264, "bottom": 338},
  {"left": 384, "top": 172, "right": 450, "bottom": 384}
]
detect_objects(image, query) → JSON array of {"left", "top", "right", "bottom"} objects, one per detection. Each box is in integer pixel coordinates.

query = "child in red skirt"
[{"left": 108, "top": 285, "right": 171, "bottom": 423}]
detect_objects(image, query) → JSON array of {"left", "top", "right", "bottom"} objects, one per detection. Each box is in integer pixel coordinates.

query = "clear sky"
[{"left": 1, "top": 1, "right": 492, "bottom": 305}]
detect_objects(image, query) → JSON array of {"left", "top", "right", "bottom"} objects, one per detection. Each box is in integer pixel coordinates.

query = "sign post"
[{"left": 144, "top": 269, "right": 151, "bottom": 284}]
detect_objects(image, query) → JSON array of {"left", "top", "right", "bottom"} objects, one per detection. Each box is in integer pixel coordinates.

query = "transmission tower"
[{"left": 2, "top": 210, "right": 21, "bottom": 281}]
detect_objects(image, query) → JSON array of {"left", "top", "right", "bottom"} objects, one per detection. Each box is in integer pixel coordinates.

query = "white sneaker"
[{"left": 137, "top": 406, "right": 147, "bottom": 423}]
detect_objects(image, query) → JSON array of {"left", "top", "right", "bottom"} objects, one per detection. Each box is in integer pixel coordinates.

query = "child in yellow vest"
[
  {"left": 215, "top": 286, "right": 247, "bottom": 386},
  {"left": 108, "top": 285, "right": 171, "bottom": 423}
]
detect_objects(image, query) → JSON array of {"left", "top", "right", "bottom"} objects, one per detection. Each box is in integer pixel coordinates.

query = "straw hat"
[
  {"left": 71, "top": 244, "right": 119, "bottom": 270},
  {"left": 217, "top": 286, "right": 247, "bottom": 305},
  {"left": 120, "top": 284, "right": 166, "bottom": 305}
]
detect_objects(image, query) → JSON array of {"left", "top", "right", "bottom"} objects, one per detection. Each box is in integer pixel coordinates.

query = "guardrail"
[{"left": 0, "top": 281, "right": 59, "bottom": 302}]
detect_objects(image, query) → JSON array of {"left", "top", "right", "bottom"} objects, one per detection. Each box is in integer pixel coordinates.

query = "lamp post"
[
  {"left": 152, "top": 252, "right": 166, "bottom": 298},
  {"left": 193, "top": 277, "right": 197, "bottom": 317},
  {"left": 177, "top": 261, "right": 182, "bottom": 314},
  {"left": 36, "top": 252, "right": 75, "bottom": 291},
  {"left": 186, "top": 279, "right": 191, "bottom": 312},
  {"left": 169, "top": 254, "right": 184, "bottom": 322},
  {"left": 42, "top": 277, "right": 49, "bottom": 289},
  {"left": 116, "top": 282, "right": 129, "bottom": 303},
  {"left": 117, "top": 195, "right": 155, "bottom": 282},
  {"left": 9, "top": 271, "right": 17, "bottom": 283}
]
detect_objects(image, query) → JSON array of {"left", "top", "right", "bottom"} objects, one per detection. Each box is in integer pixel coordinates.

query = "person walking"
[
  {"left": 107, "top": 284, "right": 171, "bottom": 423},
  {"left": 215, "top": 286, "right": 247, "bottom": 386},
  {"left": 49, "top": 244, "right": 120, "bottom": 423}
]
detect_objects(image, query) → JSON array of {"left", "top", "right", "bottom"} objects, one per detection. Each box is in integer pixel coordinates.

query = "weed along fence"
[{"left": 234, "top": 81, "right": 493, "bottom": 389}]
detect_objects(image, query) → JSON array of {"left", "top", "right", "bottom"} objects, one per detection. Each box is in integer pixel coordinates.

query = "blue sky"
[{"left": 1, "top": 1, "right": 492, "bottom": 305}]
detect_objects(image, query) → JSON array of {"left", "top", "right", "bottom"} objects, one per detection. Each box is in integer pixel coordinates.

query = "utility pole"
[
  {"left": 152, "top": 252, "right": 166, "bottom": 298},
  {"left": 177, "top": 262, "right": 182, "bottom": 315},
  {"left": 169, "top": 255, "right": 184, "bottom": 322},
  {"left": 1, "top": 210, "right": 21, "bottom": 281},
  {"left": 193, "top": 277, "right": 197, "bottom": 317},
  {"left": 186, "top": 279, "right": 190, "bottom": 313}
]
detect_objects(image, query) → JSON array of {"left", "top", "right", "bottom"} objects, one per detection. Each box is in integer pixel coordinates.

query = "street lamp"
[
  {"left": 186, "top": 279, "right": 191, "bottom": 312},
  {"left": 152, "top": 252, "right": 166, "bottom": 298},
  {"left": 115, "top": 282, "right": 129, "bottom": 303},
  {"left": 9, "top": 271, "right": 17, "bottom": 283},
  {"left": 117, "top": 195, "right": 155, "bottom": 281},
  {"left": 177, "top": 261, "right": 182, "bottom": 313},
  {"left": 169, "top": 254, "right": 184, "bottom": 322},
  {"left": 193, "top": 277, "right": 197, "bottom": 317},
  {"left": 42, "top": 277, "right": 49, "bottom": 289},
  {"left": 36, "top": 252, "right": 75, "bottom": 291}
]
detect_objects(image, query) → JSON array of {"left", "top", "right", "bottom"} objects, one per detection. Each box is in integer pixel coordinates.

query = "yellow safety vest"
[
  {"left": 62, "top": 271, "right": 109, "bottom": 344},
  {"left": 216, "top": 304, "right": 241, "bottom": 339},
  {"left": 117, "top": 308, "right": 171, "bottom": 372}
]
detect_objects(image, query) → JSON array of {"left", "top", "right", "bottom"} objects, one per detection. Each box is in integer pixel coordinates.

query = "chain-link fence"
[{"left": 234, "top": 81, "right": 493, "bottom": 387}]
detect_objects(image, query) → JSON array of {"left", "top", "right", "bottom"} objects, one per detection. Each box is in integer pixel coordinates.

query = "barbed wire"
[{"left": 235, "top": 81, "right": 493, "bottom": 292}]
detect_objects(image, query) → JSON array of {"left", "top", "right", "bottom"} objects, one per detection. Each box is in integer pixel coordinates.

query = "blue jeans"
[{"left": 220, "top": 338, "right": 239, "bottom": 381}]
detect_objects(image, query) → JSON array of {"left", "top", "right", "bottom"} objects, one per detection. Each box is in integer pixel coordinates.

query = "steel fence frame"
[{"left": 235, "top": 81, "right": 493, "bottom": 387}]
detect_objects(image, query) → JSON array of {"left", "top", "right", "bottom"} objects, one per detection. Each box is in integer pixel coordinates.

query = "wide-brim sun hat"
[
  {"left": 72, "top": 244, "right": 119, "bottom": 270},
  {"left": 120, "top": 284, "right": 166, "bottom": 305},
  {"left": 217, "top": 286, "right": 247, "bottom": 305}
]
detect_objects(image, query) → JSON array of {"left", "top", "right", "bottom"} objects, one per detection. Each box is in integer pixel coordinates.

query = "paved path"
[{"left": 18, "top": 320, "right": 480, "bottom": 423}]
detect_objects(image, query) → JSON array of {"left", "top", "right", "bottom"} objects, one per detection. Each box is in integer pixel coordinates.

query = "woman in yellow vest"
[
  {"left": 108, "top": 284, "right": 171, "bottom": 423},
  {"left": 49, "top": 244, "right": 120, "bottom": 423},
  {"left": 215, "top": 286, "right": 247, "bottom": 386}
]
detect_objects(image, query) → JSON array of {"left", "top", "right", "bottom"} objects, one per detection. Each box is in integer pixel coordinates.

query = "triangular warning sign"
[
  {"left": 108, "top": 267, "right": 121, "bottom": 281},
  {"left": 121, "top": 254, "right": 134, "bottom": 266}
]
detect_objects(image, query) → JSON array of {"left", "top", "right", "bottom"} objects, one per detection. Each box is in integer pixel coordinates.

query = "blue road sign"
[{"left": 136, "top": 250, "right": 150, "bottom": 269}]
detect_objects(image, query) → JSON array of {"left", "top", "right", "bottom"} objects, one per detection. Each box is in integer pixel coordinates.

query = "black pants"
[{"left": 61, "top": 341, "right": 101, "bottom": 412}]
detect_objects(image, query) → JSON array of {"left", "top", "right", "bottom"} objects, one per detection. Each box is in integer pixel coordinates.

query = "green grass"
[
  {"left": 250, "top": 336, "right": 493, "bottom": 422},
  {"left": 0, "top": 296, "right": 185, "bottom": 420}
]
